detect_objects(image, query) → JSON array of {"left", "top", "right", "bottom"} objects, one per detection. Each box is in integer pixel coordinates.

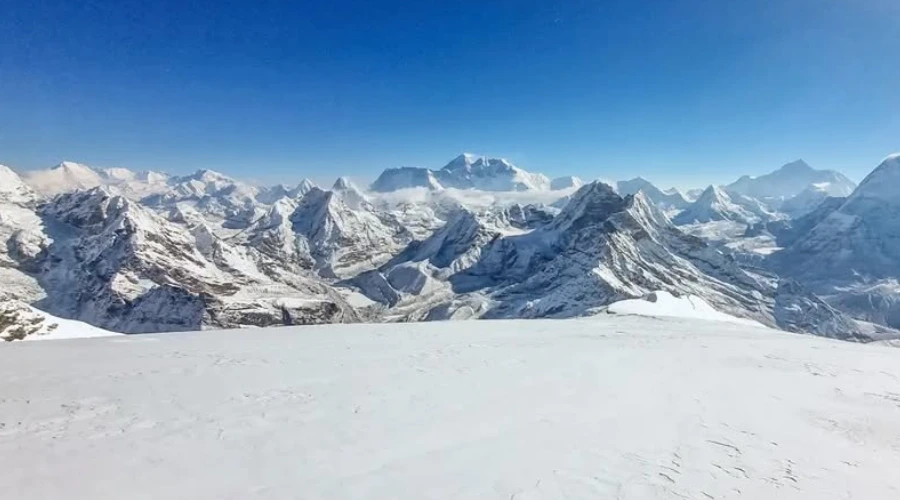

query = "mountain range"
[{"left": 1, "top": 153, "right": 897, "bottom": 342}]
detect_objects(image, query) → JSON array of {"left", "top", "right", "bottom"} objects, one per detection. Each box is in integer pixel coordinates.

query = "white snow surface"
[
  {"left": 606, "top": 291, "right": 765, "bottom": 326},
  {"left": 21, "top": 308, "right": 121, "bottom": 341},
  {"left": 1, "top": 317, "right": 899, "bottom": 499}
]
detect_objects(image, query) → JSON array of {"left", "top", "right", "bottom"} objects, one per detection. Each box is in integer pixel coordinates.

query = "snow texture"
[{"left": 1, "top": 317, "right": 900, "bottom": 499}]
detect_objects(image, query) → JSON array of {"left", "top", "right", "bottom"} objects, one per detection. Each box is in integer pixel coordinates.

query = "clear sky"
[{"left": 2, "top": 0, "right": 898, "bottom": 189}]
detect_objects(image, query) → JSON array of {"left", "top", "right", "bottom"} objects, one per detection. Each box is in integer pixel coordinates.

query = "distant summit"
[
  {"left": 726, "top": 159, "right": 856, "bottom": 205},
  {"left": 370, "top": 153, "right": 558, "bottom": 192}
]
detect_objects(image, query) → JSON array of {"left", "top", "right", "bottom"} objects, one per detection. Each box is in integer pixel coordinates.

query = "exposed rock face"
[
  {"left": 0, "top": 300, "right": 50, "bottom": 341},
  {"left": 289, "top": 188, "right": 413, "bottom": 278},
  {"left": 448, "top": 183, "right": 776, "bottom": 323},
  {"left": 4, "top": 188, "right": 360, "bottom": 334}
]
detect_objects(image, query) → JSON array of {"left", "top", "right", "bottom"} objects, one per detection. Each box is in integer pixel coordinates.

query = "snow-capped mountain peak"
[
  {"left": 330, "top": 177, "right": 370, "bottom": 210},
  {"left": 332, "top": 176, "right": 362, "bottom": 192},
  {"left": 440, "top": 153, "right": 481, "bottom": 173},
  {"left": 773, "top": 153, "right": 900, "bottom": 293},
  {"left": 0, "top": 165, "right": 39, "bottom": 206},
  {"left": 849, "top": 153, "right": 900, "bottom": 202},
  {"left": 289, "top": 188, "right": 411, "bottom": 278},
  {"left": 674, "top": 185, "right": 779, "bottom": 225},
  {"left": 23, "top": 161, "right": 106, "bottom": 196},
  {"left": 548, "top": 181, "right": 627, "bottom": 232},
  {"left": 296, "top": 178, "right": 317, "bottom": 195},
  {"left": 370, "top": 154, "right": 552, "bottom": 192},
  {"left": 439, "top": 155, "right": 551, "bottom": 191},
  {"left": 616, "top": 177, "right": 689, "bottom": 210},
  {"left": 726, "top": 159, "right": 856, "bottom": 205}
]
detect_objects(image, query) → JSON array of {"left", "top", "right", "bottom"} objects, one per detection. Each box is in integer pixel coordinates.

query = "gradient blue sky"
[{"left": 2, "top": 0, "right": 898, "bottom": 188}]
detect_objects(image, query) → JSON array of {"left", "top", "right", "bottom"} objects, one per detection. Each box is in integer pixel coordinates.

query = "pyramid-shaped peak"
[
  {"left": 332, "top": 176, "right": 358, "bottom": 191},
  {"left": 698, "top": 184, "right": 729, "bottom": 200},
  {"left": 442, "top": 153, "right": 482, "bottom": 171},
  {"left": 550, "top": 181, "right": 626, "bottom": 231},
  {"left": 850, "top": 153, "right": 900, "bottom": 202}
]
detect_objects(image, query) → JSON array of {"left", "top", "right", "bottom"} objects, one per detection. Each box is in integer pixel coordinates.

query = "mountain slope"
[
  {"left": 770, "top": 154, "right": 900, "bottom": 330},
  {"left": 27, "top": 188, "right": 358, "bottom": 333},
  {"left": 773, "top": 154, "right": 900, "bottom": 282},
  {"left": 348, "top": 181, "right": 876, "bottom": 338},
  {"left": 449, "top": 183, "right": 775, "bottom": 323},
  {"left": 0, "top": 166, "right": 48, "bottom": 303},
  {"left": 290, "top": 188, "right": 413, "bottom": 278}
]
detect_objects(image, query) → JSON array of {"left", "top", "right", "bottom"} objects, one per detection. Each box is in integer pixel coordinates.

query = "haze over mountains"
[{"left": 3, "top": 151, "right": 899, "bottom": 341}]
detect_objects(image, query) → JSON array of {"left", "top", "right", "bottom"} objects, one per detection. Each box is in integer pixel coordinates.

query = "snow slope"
[
  {"left": 606, "top": 291, "right": 764, "bottom": 326},
  {"left": 2, "top": 317, "right": 899, "bottom": 499}
]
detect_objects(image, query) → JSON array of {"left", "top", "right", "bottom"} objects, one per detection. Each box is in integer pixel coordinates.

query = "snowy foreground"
[{"left": 2, "top": 318, "right": 900, "bottom": 499}]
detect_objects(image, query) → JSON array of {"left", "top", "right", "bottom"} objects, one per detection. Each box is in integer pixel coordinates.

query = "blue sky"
[{"left": 2, "top": 0, "right": 898, "bottom": 189}]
